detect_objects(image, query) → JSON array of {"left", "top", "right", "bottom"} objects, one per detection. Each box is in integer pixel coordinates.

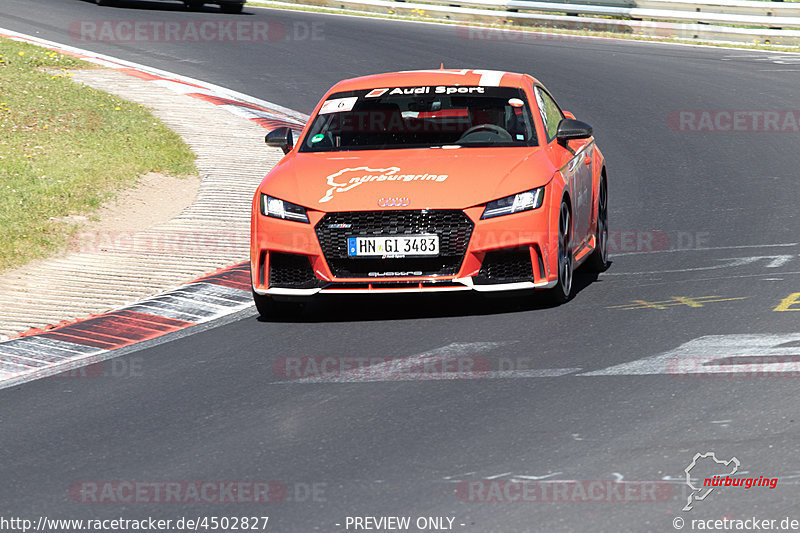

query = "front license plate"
[{"left": 347, "top": 235, "right": 440, "bottom": 257}]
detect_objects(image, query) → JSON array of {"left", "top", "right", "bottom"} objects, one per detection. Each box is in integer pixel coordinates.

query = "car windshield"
[{"left": 299, "top": 86, "right": 538, "bottom": 152}]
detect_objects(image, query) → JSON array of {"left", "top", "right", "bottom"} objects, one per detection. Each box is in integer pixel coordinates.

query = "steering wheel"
[{"left": 457, "top": 124, "right": 513, "bottom": 143}]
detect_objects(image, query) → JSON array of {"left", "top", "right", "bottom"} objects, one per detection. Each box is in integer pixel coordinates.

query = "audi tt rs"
[{"left": 250, "top": 69, "right": 608, "bottom": 316}]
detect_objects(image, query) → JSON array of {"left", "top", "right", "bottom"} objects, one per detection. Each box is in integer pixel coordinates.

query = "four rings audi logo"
[{"left": 378, "top": 197, "right": 410, "bottom": 207}]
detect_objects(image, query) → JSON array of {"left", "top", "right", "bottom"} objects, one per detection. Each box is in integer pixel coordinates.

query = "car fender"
[
  {"left": 589, "top": 145, "right": 606, "bottom": 234},
  {"left": 545, "top": 171, "right": 569, "bottom": 282}
]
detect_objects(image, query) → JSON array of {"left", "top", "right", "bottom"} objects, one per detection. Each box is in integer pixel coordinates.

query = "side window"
[{"left": 534, "top": 87, "right": 564, "bottom": 142}]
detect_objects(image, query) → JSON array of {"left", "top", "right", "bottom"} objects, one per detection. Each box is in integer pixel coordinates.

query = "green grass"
[{"left": 0, "top": 38, "right": 197, "bottom": 271}]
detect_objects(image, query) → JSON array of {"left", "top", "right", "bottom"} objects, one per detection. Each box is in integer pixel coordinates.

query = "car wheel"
[
  {"left": 584, "top": 177, "right": 609, "bottom": 272},
  {"left": 95, "top": 0, "right": 109, "bottom": 5},
  {"left": 220, "top": 3, "right": 244, "bottom": 13},
  {"left": 548, "top": 200, "right": 574, "bottom": 304}
]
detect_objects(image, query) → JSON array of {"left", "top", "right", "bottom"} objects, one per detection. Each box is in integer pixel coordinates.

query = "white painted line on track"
[
  {"left": 604, "top": 254, "right": 800, "bottom": 276},
  {"left": 610, "top": 242, "right": 798, "bottom": 257},
  {"left": 581, "top": 334, "right": 800, "bottom": 376}
]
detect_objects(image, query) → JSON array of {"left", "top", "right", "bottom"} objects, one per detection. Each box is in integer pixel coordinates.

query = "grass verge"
[{"left": 0, "top": 38, "right": 197, "bottom": 271}]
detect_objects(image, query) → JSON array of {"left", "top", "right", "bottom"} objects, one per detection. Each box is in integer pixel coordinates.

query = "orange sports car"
[{"left": 250, "top": 69, "right": 607, "bottom": 316}]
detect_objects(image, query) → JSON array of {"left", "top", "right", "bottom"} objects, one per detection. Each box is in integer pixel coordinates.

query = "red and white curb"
[
  {"left": 0, "top": 263, "right": 253, "bottom": 386},
  {"left": 0, "top": 29, "right": 309, "bottom": 387},
  {"left": 0, "top": 27, "right": 309, "bottom": 135}
]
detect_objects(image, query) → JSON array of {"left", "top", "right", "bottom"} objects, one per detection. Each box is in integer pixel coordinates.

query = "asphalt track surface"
[{"left": 2, "top": 1, "right": 800, "bottom": 531}]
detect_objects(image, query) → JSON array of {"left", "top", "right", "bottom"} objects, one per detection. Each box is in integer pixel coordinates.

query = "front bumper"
[
  {"left": 256, "top": 278, "right": 557, "bottom": 296},
  {"left": 251, "top": 204, "right": 557, "bottom": 296}
]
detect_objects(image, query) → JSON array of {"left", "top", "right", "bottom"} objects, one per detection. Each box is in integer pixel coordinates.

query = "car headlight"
[
  {"left": 481, "top": 187, "right": 544, "bottom": 219},
  {"left": 261, "top": 194, "right": 309, "bottom": 223}
]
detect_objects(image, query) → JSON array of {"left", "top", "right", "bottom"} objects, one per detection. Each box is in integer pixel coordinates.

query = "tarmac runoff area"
[{"left": 0, "top": 64, "right": 287, "bottom": 340}]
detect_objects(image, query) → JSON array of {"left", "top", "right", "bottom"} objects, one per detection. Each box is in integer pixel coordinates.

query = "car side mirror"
[
  {"left": 265, "top": 127, "right": 293, "bottom": 154},
  {"left": 556, "top": 118, "right": 592, "bottom": 147}
]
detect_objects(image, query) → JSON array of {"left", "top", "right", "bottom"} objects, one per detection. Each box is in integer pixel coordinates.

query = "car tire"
[
  {"left": 95, "top": 0, "right": 109, "bottom": 5},
  {"left": 220, "top": 3, "right": 245, "bottom": 13},
  {"left": 584, "top": 177, "right": 609, "bottom": 272},
  {"left": 547, "top": 200, "right": 574, "bottom": 304}
]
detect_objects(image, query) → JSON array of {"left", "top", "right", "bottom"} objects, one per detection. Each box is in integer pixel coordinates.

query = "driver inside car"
[{"left": 459, "top": 105, "right": 513, "bottom": 143}]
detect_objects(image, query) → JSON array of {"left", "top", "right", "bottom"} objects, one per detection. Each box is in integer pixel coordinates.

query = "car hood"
[{"left": 261, "top": 147, "right": 554, "bottom": 212}]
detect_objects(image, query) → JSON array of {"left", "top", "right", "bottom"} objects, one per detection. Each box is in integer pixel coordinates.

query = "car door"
[{"left": 534, "top": 87, "right": 592, "bottom": 247}]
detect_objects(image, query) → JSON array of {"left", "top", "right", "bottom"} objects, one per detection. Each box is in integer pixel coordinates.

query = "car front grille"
[{"left": 315, "top": 210, "right": 473, "bottom": 278}]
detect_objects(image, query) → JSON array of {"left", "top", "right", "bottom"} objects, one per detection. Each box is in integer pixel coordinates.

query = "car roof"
[{"left": 328, "top": 69, "right": 541, "bottom": 92}]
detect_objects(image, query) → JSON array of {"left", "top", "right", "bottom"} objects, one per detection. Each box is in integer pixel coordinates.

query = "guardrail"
[
  {"left": 419, "top": 0, "right": 800, "bottom": 27},
  {"left": 281, "top": 0, "right": 800, "bottom": 45}
]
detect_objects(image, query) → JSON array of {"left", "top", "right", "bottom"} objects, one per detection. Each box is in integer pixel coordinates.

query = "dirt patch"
[
  {"left": 0, "top": 171, "right": 200, "bottom": 293},
  {"left": 47, "top": 171, "right": 202, "bottom": 253},
  {"left": 79, "top": 172, "right": 199, "bottom": 235}
]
